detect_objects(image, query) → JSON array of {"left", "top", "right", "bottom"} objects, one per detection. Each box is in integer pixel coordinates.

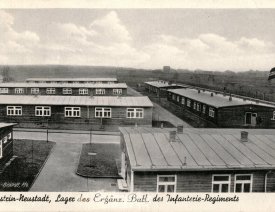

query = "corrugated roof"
[
  {"left": 0, "top": 82, "right": 127, "bottom": 88},
  {"left": 0, "top": 95, "right": 153, "bottom": 107},
  {"left": 120, "top": 127, "right": 275, "bottom": 171},
  {"left": 144, "top": 81, "right": 186, "bottom": 88},
  {"left": 0, "top": 123, "right": 17, "bottom": 128},
  {"left": 26, "top": 78, "right": 117, "bottom": 82},
  {"left": 169, "top": 88, "right": 275, "bottom": 108}
]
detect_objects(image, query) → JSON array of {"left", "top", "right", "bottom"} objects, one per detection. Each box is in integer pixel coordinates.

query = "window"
[
  {"left": 273, "top": 111, "right": 275, "bottom": 120},
  {"left": 172, "top": 94, "right": 176, "bottom": 100},
  {"left": 197, "top": 103, "right": 200, "bottom": 111},
  {"left": 63, "top": 88, "right": 72, "bottom": 94},
  {"left": 96, "top": 89, "right": 105, "bottom": 95},
  {"left": 35, "top": 106, "right": 51, "bottom": 116},
  {"left": 7, "top": 106, "right": 22, "bottom": 116},
  {"left": 65, "top": 107, "right": 80, "bottom": 117},
  {"left": 157, "top": 175, "right": 177, "bottom": 192},
  {"left": 202, "top": 105, "right": 206, "bottom": 114},
  {"left": 193, "top": 102, "right": 197, "bottom": 110},
  {"left": 3, "top": 136, "right": 7, "bottom": 144},
  {"left": 187, "top": 99, "right": 191, "bottom": 107},
  {"left": 234, "top": 174, "right": 252, "bottom": 193},
  {"left": 79, "top": 88, "right": 88, "bottom": 95},
  {"left": 127, "top": 108, "right": 144, "bottom": 118},
  {"left": 181, "top": 97, "right": 185, "bottom": 105},
  {"left": 0, "top": 140, "right": 2, "bottom": 159},
  {"left": 15, "top": 88, "right": 24, "bottom": 94},
  {"left": 31, "top": 88, "right": 39, "bottom": 94},
  {"left": 212, "top": 175, "right": 230, "bottom": 193},
  {"left": 113, "top": 89, "right": 122, "bottom": 95},
  {"left": 46, "top": 88, "right": 56, "bottom": 94},
  {"left": 0, "top": 88, "right": 9, "bottom": 94},
  {"left": 7, "top": 133, "right": 12, "bottom": 140},
  {"left": 95, "top": 108, "right": 111, "bottom": 118},
  {"left": 177, "top": 96, "right": 180, "bottom": 102},
  {"left": 209, "top": 107, "right": 215, "bottom": 117}
]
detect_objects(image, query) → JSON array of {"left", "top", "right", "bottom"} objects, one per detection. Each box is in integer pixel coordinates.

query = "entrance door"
[{"left": 245, "top": 112, "right": 257, "bottom": 126}]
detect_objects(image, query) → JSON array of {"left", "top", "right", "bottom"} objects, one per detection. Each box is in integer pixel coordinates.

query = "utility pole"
[
  {"left": 31, "top": 140, "right": 34, "bottom": 165},
  {"left": 89, "top": 129, "right": 92, "bottom": 168},
  {"left": 46, "top": 119, "right": 49, "bottom": 142}
]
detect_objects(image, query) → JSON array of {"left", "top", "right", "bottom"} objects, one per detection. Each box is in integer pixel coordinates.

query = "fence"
[{"left": 13, "top": 128, "right": 120, "bottom": 142}]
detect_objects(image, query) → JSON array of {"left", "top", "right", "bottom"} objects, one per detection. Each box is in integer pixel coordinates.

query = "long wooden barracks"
[
  {"left": 0, "top": 123, "right": 16, "bottom": 172},
  {"left": 26, "top": 77, "right": 118, "bottom": 84},
  {"left": 0, "top": 95, "right": 153, "bottom": 130},
  {"left": 0, "top": 82, "right": 127, "bottom": 96},
  {"left": 144, "top": 81, "right": 187, "bottom": 97},
  {"left": 167, "top": 88, "right": 275, "bottom": 128},
  {"left": 119, "top": 127, "right": 275, "bottom": 192}
]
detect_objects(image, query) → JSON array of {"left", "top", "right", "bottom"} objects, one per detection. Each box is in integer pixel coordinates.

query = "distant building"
[
  {"left": 163, "top": 66, "right": 171, "bottom": 73},
  {"left": 25, "top": 77, "right": 118, "bottom": 84},
  {"left": 0, "top": 82, "right": 127, "bottom": 96},
  {"left": 119, "top": 127, "right": 275, "bottom": 192},
  {"left": 144, "top": 81, "right": 187, "bottom": 97},
  {"left": 167, "top": 88, "right": 275, "bottom": 128},
  {"left": 0, "top": 96, "right": 153, "bottom": 130},
  {"left": 0, "top": 123, "right": 17, "bottom": 171}
]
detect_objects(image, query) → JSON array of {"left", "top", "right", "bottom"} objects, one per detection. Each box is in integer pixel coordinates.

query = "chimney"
[
  {"left": 255, "top": 100, "right": 259, "bottom": 104},
  {"left": 243, "top": 98, "right": 246, "bottom": 102},
  {"left": 183, "top": 156, "right": 187, "bottom": 166},
  {"left": 229, "top": 94, "right": 232, "bottom": 101},
  {"left": 169, "top": 130, "right": 177, "bottom": 142},
  {"left": 198, "top": 89, "right": 200, "bottom": 94},
  {"left": 241, "top": 131, "right": 248, "bottom": 142},
  {"left": 177, "top": 125, "right": 183, "bottom": 134},
  {"left": 210, "top": 93, "right": 214, "bottom": 97}
]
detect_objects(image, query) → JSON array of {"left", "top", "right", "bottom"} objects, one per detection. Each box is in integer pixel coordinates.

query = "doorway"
[{"left": 245, "top": 112, "right": 257, "bottom": 126}]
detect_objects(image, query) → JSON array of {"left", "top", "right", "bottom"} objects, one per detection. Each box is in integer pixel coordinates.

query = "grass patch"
[
  {"left": 0, "top": 139, "right": 55, "bottom": 191},
  {"left": 76, "top": 143, "right": 120, "bottom": 178}
]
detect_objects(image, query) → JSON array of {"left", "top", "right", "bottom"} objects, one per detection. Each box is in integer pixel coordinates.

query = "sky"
[{"left": 1, "top": 9, "right": 275, "bottom": 71}]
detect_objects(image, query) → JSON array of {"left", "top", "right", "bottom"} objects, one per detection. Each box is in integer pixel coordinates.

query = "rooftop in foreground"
[
  {"left": 120, "top": 127, "right": 275, "bottom": 171},
  {"left": 169, "top": 88, "right": 275, "bottom": 108},
  {"left": 0, "top": 95, "right": 153, "bottom": 107}
]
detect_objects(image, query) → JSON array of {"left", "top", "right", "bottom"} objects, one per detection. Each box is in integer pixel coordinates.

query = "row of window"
[
  {"left": 0, "top": 133, "right": 12, "bottom": 158},
  {"left": 6, "top": 106, "right": 144, "bottom": 118},
  {"left": 171, "top": 93, "right": 215, "bottom": 118},
  {"left": 0, "top": 88, "right": 123, "bottom": 95},
  {"left": 157, "top": 174, "right": 252, "bottom": 193}
]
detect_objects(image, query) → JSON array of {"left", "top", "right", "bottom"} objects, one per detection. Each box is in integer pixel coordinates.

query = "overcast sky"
[{"left": 1, "top": 9, "right": 275, "bottom": 71}]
